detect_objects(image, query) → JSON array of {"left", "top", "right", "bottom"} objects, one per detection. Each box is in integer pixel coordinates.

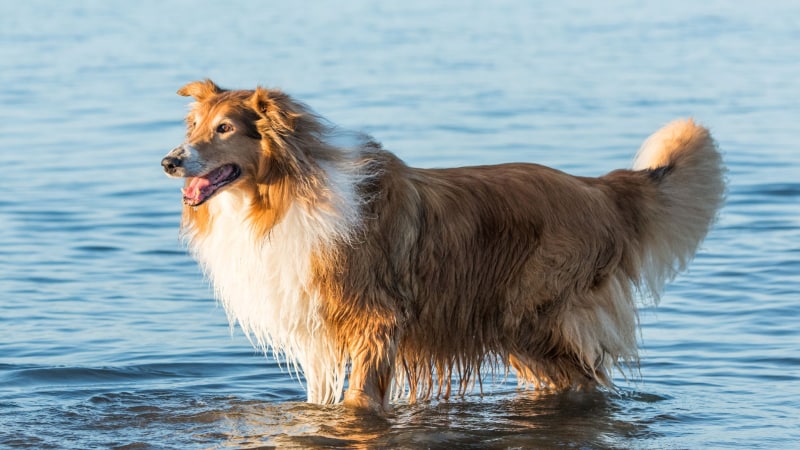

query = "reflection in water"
[
  {"left": 211, "top": 389, "right": 664, "bottom": 448},
  {"left": 214, "top": 401, "right": 390, "bottom": 448}
]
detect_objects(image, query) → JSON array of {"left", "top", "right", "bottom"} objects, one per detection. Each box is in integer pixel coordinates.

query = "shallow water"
[{"left": 1, "top": 0, "right": 799, "bottom": 448}]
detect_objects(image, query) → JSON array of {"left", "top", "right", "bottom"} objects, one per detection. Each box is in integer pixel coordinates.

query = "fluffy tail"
[{"left": 632, "top": 119, "right": 726, "bottom": 301}]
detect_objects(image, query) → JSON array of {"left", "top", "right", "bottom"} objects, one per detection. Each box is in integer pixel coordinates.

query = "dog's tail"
[{"left": 630, "top": 118, "right": 725, "bottom": 301}]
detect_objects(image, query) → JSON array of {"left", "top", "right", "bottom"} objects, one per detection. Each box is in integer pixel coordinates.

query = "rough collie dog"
[{"left": 161, "top": 80, "right": 724, "bottom": 411}]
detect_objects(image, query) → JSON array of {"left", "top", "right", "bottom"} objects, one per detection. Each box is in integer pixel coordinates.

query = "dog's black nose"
[{"left": 161, "top": 156, "right": 183, "bottom": 175}]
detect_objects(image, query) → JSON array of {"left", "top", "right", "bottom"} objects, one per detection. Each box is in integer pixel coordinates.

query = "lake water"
[{"left": 1, "top": 0, "right": 798, "bottom": 448}]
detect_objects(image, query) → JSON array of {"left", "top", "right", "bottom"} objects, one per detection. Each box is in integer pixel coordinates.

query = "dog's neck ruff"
[{"left": 184, "top": 158, "right": 367, "bottom": 404}]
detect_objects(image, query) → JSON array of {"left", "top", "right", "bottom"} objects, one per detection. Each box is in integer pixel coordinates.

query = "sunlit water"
[{"left": 2, "top": 1, "right": 799, "bottom": 448}]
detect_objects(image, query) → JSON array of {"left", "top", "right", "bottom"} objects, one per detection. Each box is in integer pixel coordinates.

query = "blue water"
[{"left": 2, "top": 0, "right": 799, "bottom": 448}]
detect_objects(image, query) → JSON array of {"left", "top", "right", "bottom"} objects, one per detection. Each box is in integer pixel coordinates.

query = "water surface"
[{"left": 1, "top": 1, "right": 799, "bottom": 448}]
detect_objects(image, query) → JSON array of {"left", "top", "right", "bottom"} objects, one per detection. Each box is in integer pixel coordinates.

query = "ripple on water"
[{"left": 2, "top": 1, "right": 800, "bottom": 448}]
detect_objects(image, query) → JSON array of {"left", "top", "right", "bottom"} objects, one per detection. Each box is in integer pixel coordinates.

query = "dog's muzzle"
[{"left": 162, "top": 146, "right": 189, "bottom": 177}]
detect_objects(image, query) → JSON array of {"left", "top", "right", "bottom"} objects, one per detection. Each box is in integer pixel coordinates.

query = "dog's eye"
[{"left": 216, "top": 123, "right": 233, "bottom": 134}]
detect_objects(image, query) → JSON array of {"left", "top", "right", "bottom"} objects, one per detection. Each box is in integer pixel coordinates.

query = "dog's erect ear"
[
  {"left": 250, "top": 87, "right": 296, "bottom": 133},
  {"left": 251, "top": 87, "right": 271, "bottom": 116},
  {"left": 177, "top": 79, "right": 223, "bottom": 102}
]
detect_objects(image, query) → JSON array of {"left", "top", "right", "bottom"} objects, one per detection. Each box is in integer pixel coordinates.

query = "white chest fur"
[{"left": 189, "top": 190, "right": 346, "bottom": 403}]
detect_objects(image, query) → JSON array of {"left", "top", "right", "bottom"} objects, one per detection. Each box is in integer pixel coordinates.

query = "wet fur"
[{"left": 165, "top": 80, "right": 725, "bottom": 411}]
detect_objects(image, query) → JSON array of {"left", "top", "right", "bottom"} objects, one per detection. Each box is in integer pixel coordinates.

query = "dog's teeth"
[{"left": 182, "top": 186, "right": 200, "bottom": 200}]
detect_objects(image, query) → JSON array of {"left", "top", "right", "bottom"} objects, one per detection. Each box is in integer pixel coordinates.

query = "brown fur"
[{"left": 165, "top": 80, "right": 725, "bottom": 412}]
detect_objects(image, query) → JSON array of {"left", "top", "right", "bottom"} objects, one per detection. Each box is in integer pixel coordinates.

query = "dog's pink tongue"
[{"left": 182, "top": 176, "right": 211, "bottom": 204}]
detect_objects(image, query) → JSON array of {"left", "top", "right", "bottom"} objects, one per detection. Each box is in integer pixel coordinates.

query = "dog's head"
[{"left": 162, "top": 79, "right": 325, "bottom": 207}]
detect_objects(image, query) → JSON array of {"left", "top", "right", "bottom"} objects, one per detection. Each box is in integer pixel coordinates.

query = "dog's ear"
[
  {"left": 177, "top": 79, "right": 223, "bottom": 102},
  {"left": 250, "top": 87, "right": 297, "bottom": 133}
]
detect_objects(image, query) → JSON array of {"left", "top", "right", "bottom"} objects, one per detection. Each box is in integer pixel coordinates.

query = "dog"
[{"left": 162, "top": 79, "right": 725, "bottom": 411}]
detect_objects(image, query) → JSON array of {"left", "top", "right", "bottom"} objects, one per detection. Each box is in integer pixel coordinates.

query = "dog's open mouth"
[{"left": 182, "top": 164, "right": 242, "bottom": 207}]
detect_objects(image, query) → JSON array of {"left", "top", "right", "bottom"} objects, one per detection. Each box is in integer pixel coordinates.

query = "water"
[{"left": 1, "top": 0, "right": 798, "bottom": 447}]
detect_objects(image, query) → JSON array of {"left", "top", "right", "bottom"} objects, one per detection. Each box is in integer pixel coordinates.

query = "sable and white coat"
[{"left": 162, "top": 80, "right": 725, "bottom": 411}]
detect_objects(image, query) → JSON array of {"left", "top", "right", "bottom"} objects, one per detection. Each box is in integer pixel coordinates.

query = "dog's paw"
[{"left": 343, "top": 388, "right": 390, "bottom": 415}]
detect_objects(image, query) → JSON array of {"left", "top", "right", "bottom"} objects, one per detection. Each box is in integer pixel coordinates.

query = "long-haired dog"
[{"left": 162, "top": 80, "right": 725, "bottom": 411}]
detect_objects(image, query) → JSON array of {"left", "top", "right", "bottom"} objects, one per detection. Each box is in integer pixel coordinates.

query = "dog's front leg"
[{"left": 342, "top": 321, "right": 397, "bottom": 413}]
